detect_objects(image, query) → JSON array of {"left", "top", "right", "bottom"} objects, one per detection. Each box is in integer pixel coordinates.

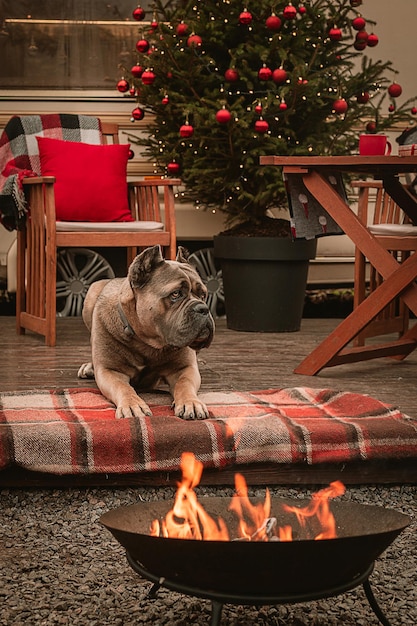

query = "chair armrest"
[
  {"left": 22, "top": 176, "right": 56, "bottom": 184},
  {"left": 127, "top": 178, "right": 181, "bottom": 188}
]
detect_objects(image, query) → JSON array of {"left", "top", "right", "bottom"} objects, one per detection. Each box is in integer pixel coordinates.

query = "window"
[{"left": 0, "top": 0, "right": 153, "bottom": 90}]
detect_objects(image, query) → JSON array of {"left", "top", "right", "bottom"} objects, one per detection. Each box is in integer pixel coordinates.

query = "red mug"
[{"left": 359, "top": 134, "right": 392, "bottom": 156}]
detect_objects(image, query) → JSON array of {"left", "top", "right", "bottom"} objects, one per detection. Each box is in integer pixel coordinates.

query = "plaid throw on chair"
[{"left": 0, "top": 114, "right": 102, "bottom": 230}]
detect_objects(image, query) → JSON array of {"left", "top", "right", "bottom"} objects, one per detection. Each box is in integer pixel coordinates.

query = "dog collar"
[{"left": 117, "top": 301, "right": 135, "bottom": 339}]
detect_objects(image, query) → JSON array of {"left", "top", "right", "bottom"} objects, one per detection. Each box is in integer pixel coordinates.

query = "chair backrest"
[
  {"left": 100, "top": 122, "right": 120, "bottom": 145},
  {"left": 352, "top": 180, "right": 408, "bottom": 226}
]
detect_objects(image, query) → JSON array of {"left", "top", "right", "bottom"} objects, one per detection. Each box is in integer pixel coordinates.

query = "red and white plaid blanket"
[
  {"left": 0, "top": 387, "right": 416, "bottom": 475},
  {"left": 0, "top": 114, "right": 102, "bottom": 230}
]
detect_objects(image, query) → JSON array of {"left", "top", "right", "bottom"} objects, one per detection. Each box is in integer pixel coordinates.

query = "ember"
[{"left": 149, "top": 452, "right": 345, "bottom": 542}]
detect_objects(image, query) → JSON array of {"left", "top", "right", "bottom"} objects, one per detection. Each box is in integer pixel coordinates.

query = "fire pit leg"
[
  {"left": 210, "top": 601, "right": 223, "bottom": 626},
  {"left": 363, "top": 579, "right": 393, "bottom": 626}
]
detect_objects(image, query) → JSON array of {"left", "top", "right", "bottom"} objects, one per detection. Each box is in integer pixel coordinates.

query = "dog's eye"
[{"left": 170, "top": 290, "right": 183, "bottom": 301}]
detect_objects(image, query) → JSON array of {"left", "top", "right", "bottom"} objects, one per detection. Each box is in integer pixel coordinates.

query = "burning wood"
[{"left": 149, "top": 452, "right": 345, "bottom": 542}]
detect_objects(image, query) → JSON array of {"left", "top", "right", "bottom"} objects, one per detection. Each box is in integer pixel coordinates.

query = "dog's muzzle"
[{"left": 189, "top": 302, "right": 215, "bottom": 350}]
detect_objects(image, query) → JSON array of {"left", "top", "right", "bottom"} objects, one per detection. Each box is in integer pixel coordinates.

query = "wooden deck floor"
[
  {"left": 2, "top": 315, "right": 417, "bottom": 415},
  {"left": 1, "top": 315, "right": 417, "bottom": 485}
]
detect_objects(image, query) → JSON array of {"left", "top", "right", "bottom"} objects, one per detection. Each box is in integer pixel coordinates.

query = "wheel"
[
  {"left": 188, "top": 247, "right": 225, "bottom": 318},
  {"left": 56, "top": 248, "right": 115, "bottom": 317}
]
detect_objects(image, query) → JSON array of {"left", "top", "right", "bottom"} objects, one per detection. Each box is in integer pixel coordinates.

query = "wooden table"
[{"left": 260, "top": 155, "right": 417, "bottom": 375}]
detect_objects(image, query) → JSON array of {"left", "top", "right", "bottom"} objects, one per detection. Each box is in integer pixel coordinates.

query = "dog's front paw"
[
  {"left": 116, "top": 395, "right": 153, "bottom": 419},
  {"left": 78, "top": 362, "right": 95, "bottom": 379},
  {"left": 174, "top": 399, "right": 209, "bottom": 420}
]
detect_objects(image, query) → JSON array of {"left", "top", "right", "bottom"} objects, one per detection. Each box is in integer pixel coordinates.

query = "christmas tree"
[{"left": 118, "top": 0, "right": 416, "bottom": 232}]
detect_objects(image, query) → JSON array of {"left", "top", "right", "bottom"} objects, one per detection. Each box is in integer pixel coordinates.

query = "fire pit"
[{"left": 101, "top": 455, "right": 409, "bottom": 625}]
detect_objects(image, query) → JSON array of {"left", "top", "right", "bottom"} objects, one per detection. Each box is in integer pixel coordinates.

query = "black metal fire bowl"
[{"left": 100, "top": 497, "right": 409, "bottom": 597}]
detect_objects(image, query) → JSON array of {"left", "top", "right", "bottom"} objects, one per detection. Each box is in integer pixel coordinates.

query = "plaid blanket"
[
  {"left": 0, "top": 387, "right": 416, "bottom": 475},
  {"left": 0, "top": 114, "right": 102, "bottom": 230}
]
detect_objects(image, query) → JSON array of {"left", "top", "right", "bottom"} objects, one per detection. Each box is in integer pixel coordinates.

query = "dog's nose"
[{"left": 194, "top": 302, "right": 210, "bottom": 316}]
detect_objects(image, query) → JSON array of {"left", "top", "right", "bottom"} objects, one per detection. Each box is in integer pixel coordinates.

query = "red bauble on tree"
[
  {"left": 254, "top": 119, "right": 269, "bottom": 133},
  {"left": 329, "top": 27, "right": 342, "bottom": 41},
  {"left": 333, "top": 98, "right": 348, "bottom": 114},
  {"left": 224, "top": 68, "right": 239, "bottom": 82},
  {"left": 131, "top": 106, "right": 145, "bottom": 121},
  {"left": 298, "top": 4, "right": 306, "bottom": 14},
  {"left": 356, "top": 91, "right": 370, "bottom": 104},
  {"left": 255, "top": 103, "right": 263, "bottom": 114},
  {"left": 215, "top": 108, "right": 232, "bottom": 124},
  {"left": 366, "top": 121, "right": 377, "bottom": 133},
  {"left": 180, "top": 123, "right": 194, "bottom": 138},
  {"left": 161, "top": 95, "right": 169, "bottom": 105},
  {"left": 141, "top": 70, "right": 156, "bottom": 85},
  {"left": 258, "top": 65, "right": 272, "bottom": 81},
  {"left": 412, "top": 107, "right": 417, "bottom": 115},
  {"left": 239, "top": 10, "right": 253, "bottom": 25},
  {"left": 283, "top": 3, "right": 297, "bottom": 19},
  {"left": 388, "top": 82, "right": 402, "bottom": 97},
  {"left": 167, "top": 161, "right": 181, "bottom": 175},
  {"left": 187, "top": 34, "right": 202, "bottom": 47},
  {"left": 279, "top": 101, "right": 288, "bottom": 111},
  {"left": 136, "top": 39, "right": 150, "bottom": 53},
  {"left": 367, "top": 33, "right": 379, "bottom": 47},
  {"left": 352, "top": 16, "right": 366, "bottom": 31},
  {"left": 176, "top": 22, "right": 188, "bottom": 35},
  {"left": 117, "top": 79, "right": 129, "bottom": 93},
  {"left": 272, "top": 68, "right": 288, "bottom": 84},
  {"left": 265, "top": 14, "right": 282, "bottom": 31},
  {"left": 132, "top": 5, "right": 145, "bottom": 21},
  {"left": 131, "top": 65, "right": 143, "bottom": 78}
]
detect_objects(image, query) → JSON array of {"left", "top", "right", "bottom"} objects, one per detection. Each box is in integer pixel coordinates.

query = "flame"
[
  {"left": 282, "top": 481, "right": 346, "bottom": 540},
  {"left": 149, "top": 453, "right": 345, "bottom": 543}
]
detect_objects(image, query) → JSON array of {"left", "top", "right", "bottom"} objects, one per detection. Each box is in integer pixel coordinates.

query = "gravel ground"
[{"left": 1, "top": 483, "right": 416, "bottom": 626}]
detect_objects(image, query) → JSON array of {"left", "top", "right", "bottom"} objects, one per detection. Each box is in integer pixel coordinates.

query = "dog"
[{"left": 78, "top": 245, "right": 215, "bottom": 420}]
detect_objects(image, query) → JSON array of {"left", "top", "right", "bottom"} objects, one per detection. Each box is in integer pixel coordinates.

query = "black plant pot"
[{"left": 214, "top": 235, "right": 317, "bottom": 332}]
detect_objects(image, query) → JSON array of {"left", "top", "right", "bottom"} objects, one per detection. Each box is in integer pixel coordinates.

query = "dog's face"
[{"left": 127, "top": 246, "right": 215, "bottom": 350}]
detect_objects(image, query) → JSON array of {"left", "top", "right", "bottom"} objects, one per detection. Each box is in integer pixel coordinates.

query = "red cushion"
[{"left": 36, "top": 136, "right": 133, "bottom": 222}]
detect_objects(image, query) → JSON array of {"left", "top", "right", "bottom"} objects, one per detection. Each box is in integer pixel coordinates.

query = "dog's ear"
[
  {"left": 176, "top": 246, "right": 190, "bottom": 263},
  {"left": 129, "top": 245, "right": 164, "bottom": 288}
]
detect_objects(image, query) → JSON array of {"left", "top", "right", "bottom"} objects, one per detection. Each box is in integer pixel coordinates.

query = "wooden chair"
[
  {"left": 352, "top": 180, "right": 417, "bottom": 346},
  {"left": 16, "top": 121, "right": 180, "bottom": 346}
]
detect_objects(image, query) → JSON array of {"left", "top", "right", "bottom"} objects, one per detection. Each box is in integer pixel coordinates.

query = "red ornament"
[
  {"left": 266, "top": 14, "right": 282, "bottom": 31},
  {"left": 388, "top": 104, "right": 396, "bottom": 112},
  {"left": 215, "top": 108, "right": 232, "bottom": 124},
  {"left": 283, "top": 4, "right": 297, "bottom": 19},
  {"left": 366, "top": 121, "right": 377, "bottom": 133},
  {"left": 412, "top": 107, "right": 417, "bottom": 115},
  {"left": 180, "top": 123, "right": 194, "bottom": 138},
  {"left": 161, "top": 95, "right": 169, "bottom": 105},
  {"left": 367, "top": 33, "right": 379, "bottom": 47},
  {"left": 131, "top": 65, "right": 143, "bottom": 78},
  {"left": 176, "top": 22, "right": 188, "bottom": 36},
  {"left": 258, "top": 66, "right": 272, "bottom": 81},
  {"left": 329, "top": 27, "right": 342, "bottom": 41},
  {"left": 272, "top": 68, "right": 288, "bottom": 84},
  {"left": 354, "top": 39, "right": 367, "bottom": 51},
  {"left": 298, "top": 4, "right": 306, "bottom": 14},
  {"left": 128, "top": 149, "right": 135, "bottom": 160},
  {"left": 356, "top": 91, "right": 370, "bottom": 104},
  {"left": 239, "top": 10, "right": 253, "bottom": 25},
  {"left": 131, "top": 107, "right": 145, "bottom": 121},
  {"left": 224, "top": 68, "right": 239, "bottom": 82},
  {"left": 352, "top": 16, "right": 366, "bottom": 31},
  {"left": 141, "top": 70, "right": 156, "bottom": 85},
  {"left": 129, "top": 87, "right": 136, "bottom": 96},
  {"left": 136, "top": 39, "right": 150, "bottom": 54},
  {"left": 187, "top": 34, "right": 202, "bottom": 47},
  {"left": 116, "top": 79, "right": 129, "bottom": 93},
  {"left": 254, "top": 119, "right": 269, "bottom": 133},
  {"left": 388, "top": 82, "right": 402, "bottom": 98},
  {"left": 255, "top": 104, "right": 263, "bottom": 114},
  {"left": 167, "top": 162, "right": 181, "bottom": 175},
  {"left": 132, "top": 6, "right": 146, "bottom": 21},
  {"left": 279, "top": 101, "right": 288, "bottom": 111},
  {"left": 333, "top": 98, "right": 348, "bottom": 114},
  {"left": 355, "top": 31, "right": 368, "bottom": 43}
]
